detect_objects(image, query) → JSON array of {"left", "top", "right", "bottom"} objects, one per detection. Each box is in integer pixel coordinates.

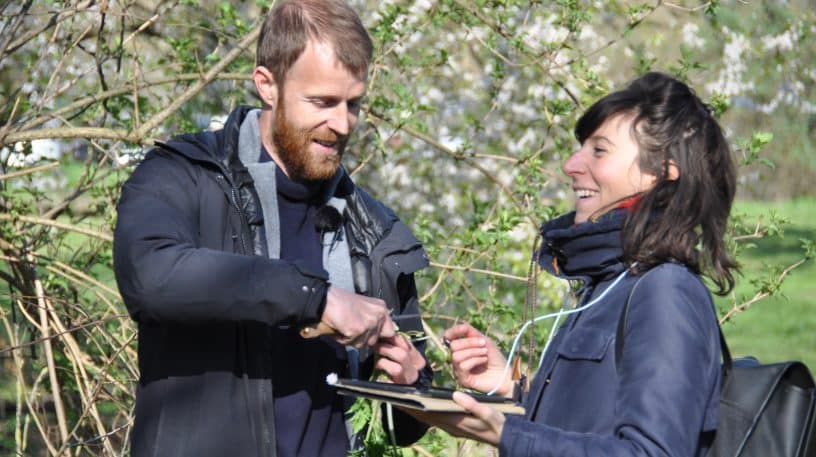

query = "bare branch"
[
  {"left": 31, "top": 254, "right": 70, "bottom": 445},
  {"left": 0, "top": 0, "right": 34, "bottom": 60},
  {"left": 663, "top": 1, "right": 717, "bottom": 12},
  {"left": 0, "top": 161, "right": 59, "bottom": 180},
  {"left": 0, "top": 214, "right": 113, "bottom": 242},
  {"left": 133, "top": 23, "right": 261, "bottom": 137},
  {"left": 13, "top": 72, "right": 250, "bottom": 134},
  {"left": 431, "top": 262, "right": 527, "bottom": 282},
  {"left": 2, "top": 127, "right": 133, "bottom": 144},
  {"left": 0, "top": 313, "right": 127, "bottom": 357},
  {"left": 2, "top": 1, "right": 94, "bottom": 57}
]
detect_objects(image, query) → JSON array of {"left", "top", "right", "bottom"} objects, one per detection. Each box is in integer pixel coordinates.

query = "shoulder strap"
[
  {"left": 615, "top": 273, "right": 733, "bottom": 373},
  {"left": 614, "top": 274, "right": 642, "bottom": 373}
]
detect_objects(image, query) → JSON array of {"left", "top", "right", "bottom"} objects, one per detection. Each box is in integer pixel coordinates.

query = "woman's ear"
[
  {"left": 253, "top": 66, "right": 278, "bottom": 108},
  {"left": 665, "top": 159, "right": 680, "bottom": 181}
]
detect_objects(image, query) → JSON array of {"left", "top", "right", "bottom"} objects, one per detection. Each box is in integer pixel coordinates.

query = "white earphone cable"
[{"left": 485, "top": 268, "right": 630, "bottom": 396}]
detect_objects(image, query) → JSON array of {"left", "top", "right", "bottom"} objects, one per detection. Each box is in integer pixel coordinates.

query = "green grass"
[{"left": 717, "top": 197, "right": 816, "bottom": 370}]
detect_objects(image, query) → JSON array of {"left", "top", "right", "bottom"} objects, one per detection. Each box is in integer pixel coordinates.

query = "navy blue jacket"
[
  {"left": 113, "top": 106, "right": 430, "bottom": 456},
  {"left": 499, "top": 210, "right": 720, "bottom": 457}
]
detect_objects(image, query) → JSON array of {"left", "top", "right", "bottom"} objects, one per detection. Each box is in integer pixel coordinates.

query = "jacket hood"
[
  {"left": 537, "top": 208, "right": 629, "bottom": 282},
  {"left": 155, "top": 105, "right": 255, "bottom": 167}
]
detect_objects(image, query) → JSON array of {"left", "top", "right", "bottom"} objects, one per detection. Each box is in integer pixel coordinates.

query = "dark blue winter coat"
[
  {"left": 113, "top": 106, "right": 430, "bottom": 456},
  {"left": 498, "top": 209, "right": 720, "bottom": 457}
]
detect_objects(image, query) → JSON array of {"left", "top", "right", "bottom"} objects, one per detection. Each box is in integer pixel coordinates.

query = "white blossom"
[
  {"left": 682, "top": 23, "right": 705, "bottom": 49},
  {"left": 704, "top": 30, "right": 754, "bottom": 97},
  {"left": 762, "top": 25, "right": 798, "bottom": 52}
]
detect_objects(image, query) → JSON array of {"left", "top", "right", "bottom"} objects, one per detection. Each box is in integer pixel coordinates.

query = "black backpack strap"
[
  {"left": 719, "top": 325, "right": 733, "bottom": 374},
  {"left": 615, "top": 274, "right": 646, "bottom": 373}
]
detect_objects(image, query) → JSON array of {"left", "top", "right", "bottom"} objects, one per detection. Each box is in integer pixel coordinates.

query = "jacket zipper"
[
  {"left": 157, "top": 139, "right": 271, "bottom": 454},
  {"left": 229, "top": 185, "right": 251, "bottom": 255},
  {"left": 215, "top": 173, "right": 251, "bottom": 255}
]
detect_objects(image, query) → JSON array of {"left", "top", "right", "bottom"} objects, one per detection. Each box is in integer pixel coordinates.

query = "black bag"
[{"left": 616, "top": 291, "right": 816, "bottom": 457}]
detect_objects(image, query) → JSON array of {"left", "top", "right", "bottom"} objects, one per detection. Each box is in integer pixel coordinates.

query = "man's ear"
[
  {"left": 253, "top": 66, "right": 278, "bottom": 108},
  {"left": 665, "top": 159, "right": 680, "bottom": 181}
]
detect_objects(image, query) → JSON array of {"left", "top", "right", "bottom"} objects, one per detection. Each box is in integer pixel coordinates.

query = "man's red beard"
[{"left": 272, "top": 101, "right": 347, "bottom": 182}]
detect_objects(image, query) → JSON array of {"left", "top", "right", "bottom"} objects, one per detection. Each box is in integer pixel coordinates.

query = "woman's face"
[{"left": 563, "top": 114, "right": 658, "bottom": 224}]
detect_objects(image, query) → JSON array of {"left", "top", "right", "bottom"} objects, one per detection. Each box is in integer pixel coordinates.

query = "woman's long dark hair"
[{"left": 575, "top": 72, "right": 737, "bottom": 295}]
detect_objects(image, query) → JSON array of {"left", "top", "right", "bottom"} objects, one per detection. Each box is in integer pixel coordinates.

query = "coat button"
[{"left": 301, "top": 285, "right": 309, "bottom": 293}]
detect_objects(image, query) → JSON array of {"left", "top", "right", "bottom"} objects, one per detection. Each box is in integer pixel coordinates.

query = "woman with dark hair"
[{"left": 411, "top": 72, "right": 737, "bottom": 456}]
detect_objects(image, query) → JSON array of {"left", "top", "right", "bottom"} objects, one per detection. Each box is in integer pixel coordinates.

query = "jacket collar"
[
  {"left": 537, "top": 209, "right": 629, "bottom": 283},
  {"left": 153, "top": 105, "right": 254, "bottom": 174}
]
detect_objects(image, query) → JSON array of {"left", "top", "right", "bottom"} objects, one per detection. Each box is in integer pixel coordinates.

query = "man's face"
[{"left": 271, "top": 40, "right": 366, "bottom": 182}]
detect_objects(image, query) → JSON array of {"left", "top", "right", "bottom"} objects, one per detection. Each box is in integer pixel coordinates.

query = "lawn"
[{"left": 717, "top": 197, "right": 816, "bottom": 369}]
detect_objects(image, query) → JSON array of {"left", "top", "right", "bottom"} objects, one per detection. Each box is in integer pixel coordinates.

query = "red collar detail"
[{"left": 617, "top": 195, "right": 642, "bottom": 212}]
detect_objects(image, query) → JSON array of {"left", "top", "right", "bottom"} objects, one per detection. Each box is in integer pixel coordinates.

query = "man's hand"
[
  {"left": 375, "top": 334, "right": 426, "bottom": 384},
  {"left": 445, "top": 323, "right": 513, "bottom": 397},
  {"left": 320, "top": 286, "right": 395, "bottom": 348},
  {"left": 402, "top": 392, "right": 506, "bottom": 446}
]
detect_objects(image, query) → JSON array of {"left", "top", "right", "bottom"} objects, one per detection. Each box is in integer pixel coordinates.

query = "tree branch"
[
  {"left": 11, "top": 72, "right": 249, "bottom": 135},
  {"left": 2, "top": 1, "right": 94, "bottom": 57},
  {"left": 429, "top": 260, "right": 528, "bottom": 282},
  {"left": 133, "top": 23, "right": 261, "bottom": 137},
  {"left": 0, "top": 161, "right": 59, "bottom": 181},
  {"left": 719, "top": 257, "right": 808, "bottom": 324},
  {"left": 2, "top": 127, "right": 133, "bottom": 144},
  {"left": 31, "top": 254, "right": 70, "bottom": 445},
  {"left": 0, "top": 214, "right": 113, "bottom": 242}
]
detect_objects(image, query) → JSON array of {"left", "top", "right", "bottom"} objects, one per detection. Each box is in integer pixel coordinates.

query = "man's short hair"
[{"left": 256, "top": 0, "right": 373, "bottom": 86}]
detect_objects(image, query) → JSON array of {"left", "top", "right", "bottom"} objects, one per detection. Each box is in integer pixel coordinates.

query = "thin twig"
[
  {"left": 0, "top": 314, "right": 128, "bottom": 356},
  {"left": 2, "top": 1, "right": 93, "bottom": 57},
  {"left": 732, "top": 221, "right": 766, "bottom": 241},
  {"left": 30, "top": 254, "right": 70, "bottom": 445},
  {"left": 47, "top": 299, "right": 117, "bottom": 456},
  {"left": 2, "top": 127, "right": 132, "bottom": 144},
  {"left": 719, "top": 257, "right": 808, "bottom": 324},
  {"left": 49, "top": 259, "right": 121, "bottom": 299},
  {"left": 0, "top": 214, "right": 113, "bottom": 242},
  {"left": 663, "top": 1, "right": 716, "bottom": 12},
  {"left": 0, "top": 161, "right": 60, "bottom": 181},
  {"left": 13, "top": 295, "right": 44, "bottom": 338},
  {"left": 14, "top": 72, "right": 250, "bottom": 134},
  {"left": 430, "top": 261, "right": 528, "bottom": 282},
  {"left": 421, "top": 319, "right": 446, "bottom": 356},
  {"left": 133, "top": 23, "right": 261, "bottom": 137}
]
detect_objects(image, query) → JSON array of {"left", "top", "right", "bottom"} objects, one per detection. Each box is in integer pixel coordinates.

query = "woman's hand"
[
  {"left": 375, "top": 334, "right": 426, "bottom": 384},
  {"left": 445, "top": 323, "right": 514, "bottom": 397},
  {"left": 403, "top": 392, "right": 506, "bottom": 446}
]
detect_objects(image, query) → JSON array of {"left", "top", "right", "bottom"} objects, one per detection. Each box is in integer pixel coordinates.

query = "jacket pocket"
[{"left": 556, "top": 327, "right": 613, "bottom": 361}]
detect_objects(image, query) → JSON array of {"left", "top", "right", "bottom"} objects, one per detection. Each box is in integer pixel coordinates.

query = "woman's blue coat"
[{"left": 499, "top": 210, "right": 720, "bottom": 457}]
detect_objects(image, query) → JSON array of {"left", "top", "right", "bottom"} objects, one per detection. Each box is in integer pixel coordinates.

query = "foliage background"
[{"left": 0, "top": 0, "right": 813, "bottom": 455}]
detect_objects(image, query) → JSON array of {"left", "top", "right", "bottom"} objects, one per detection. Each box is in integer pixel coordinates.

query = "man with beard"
[{"left": 112, "top": 1, "right": 431, "bottom": 456}]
